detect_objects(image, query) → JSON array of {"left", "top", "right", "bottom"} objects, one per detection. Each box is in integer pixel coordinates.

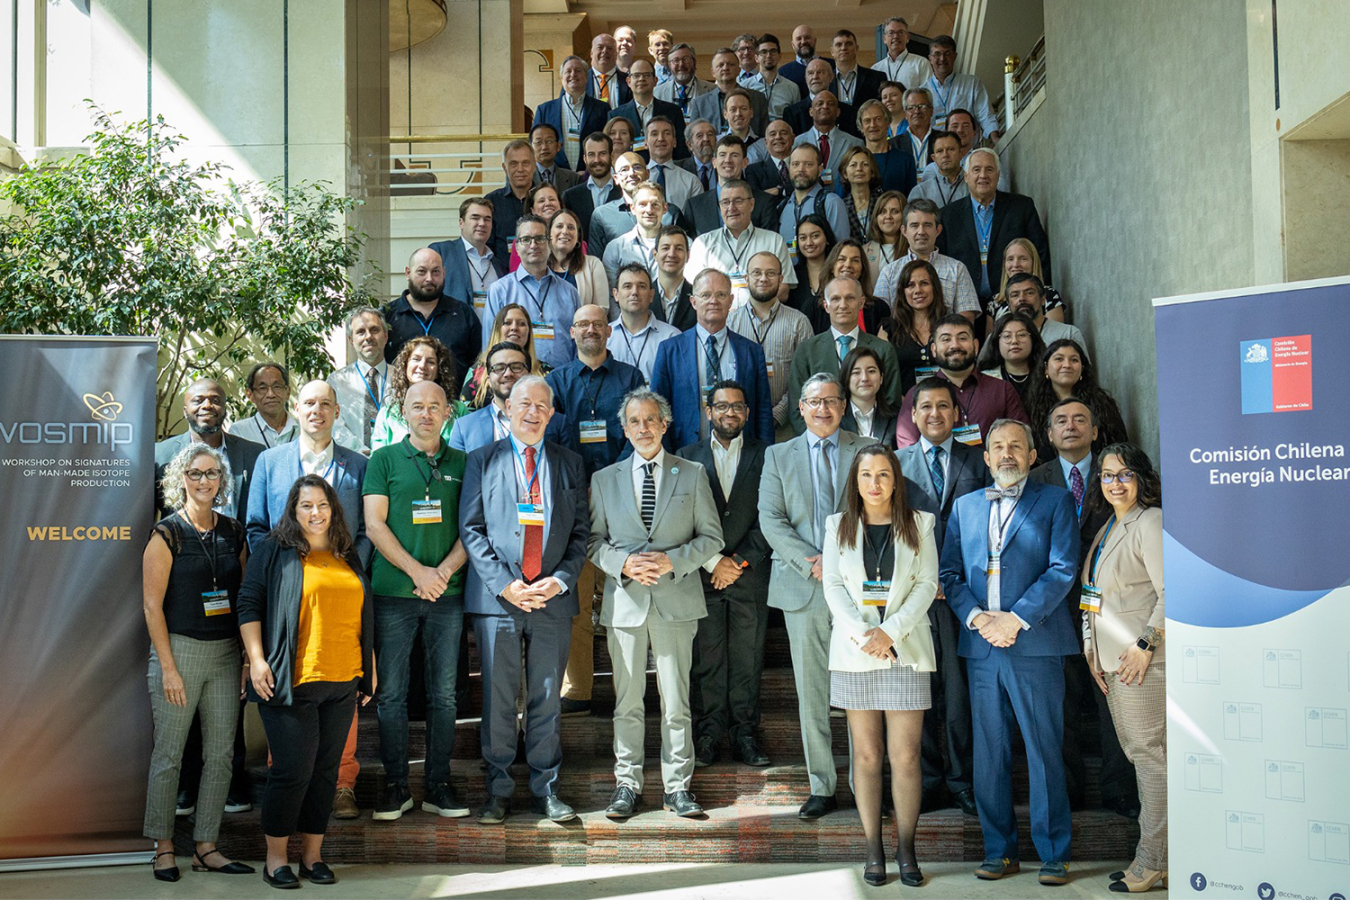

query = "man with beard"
[
  {"left": 561, "top": 132, "right": 621, "bottom": 239},
  {"left": 940, "top": 418, "right": 1078, "bottom": 885},
  {"left": 155, "top": 379, "right": 262, "bottom": 520},
  {"left": 775, "top": 144, "right": 850, "bottom": 257},
  {"left": 450, "top": 342, "right": 563, "bottom": 453},
  {"left": 329, "top": 307, "right": 390, "bottom": 455},
  {"left": 384, "top": 248, "right": 481, "bottom": 386},
  {"left": 1006, "top": 273, "right": 1086, "bottom": 349},
  {"left": 607, "top": 263, "right": 681, "bottom": 379},
  {"left": 727, "top": 252, "right": 813, "bottom": 441},
  {"left": 778, "top": 24, "right": 834, "bottom": 97},
  {"left": 589, "top": 152, "right": 694, "bottom": 259},
  {"left": 654, "top": 43, "right": 714, "bottom": 115},
  {"left": 481, "top": 215, "right": 582, "bottom": 370},
  {"left": 784, "top": 59, "right": 859, "bottom": 140},
  {"left": 894, "top": 314, "right": 1027, "bottom": 448},
  {"left": 484, "top": 140, "right": 543, "bottom": 259}
]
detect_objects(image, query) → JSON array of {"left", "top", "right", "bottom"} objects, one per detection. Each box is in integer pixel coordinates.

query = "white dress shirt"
[
  {"left": 630, "top": 447, "right": 666, "bottom": 504},
  {"left": 702, "top": 433, "right": 743, "bottom": 571},
  {"left": 299, "top": 439, "right": 336, "bottom": 481},
  {"left": 607, "top": 313, "right": 680, "bottom": 381}
]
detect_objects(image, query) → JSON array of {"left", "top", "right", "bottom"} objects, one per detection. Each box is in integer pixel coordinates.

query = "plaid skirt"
[{"left": 830, "top": 663, "right": 932, "bottom": 711}]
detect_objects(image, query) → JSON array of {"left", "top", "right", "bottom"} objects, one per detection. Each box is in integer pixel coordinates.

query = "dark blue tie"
[
  {"left": 929, "top": 445, "right": 945, "bottom": 501},
  {"left": 705, "top": 333, "right": 722, "bottom": 385}
]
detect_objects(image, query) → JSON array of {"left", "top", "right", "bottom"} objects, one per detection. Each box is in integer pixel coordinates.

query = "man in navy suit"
[
  {"left": 586, "top": 33, "right": 631, "bottom": 109},
  {"left": 649, "top": 269, "right": 773, "bottom": 451},
  {"left": 610, "top": 59, "right": 687, "bottom": 158},
  {"left": 535, "top": 56, "right": 611, "bottom": 171},
  {"left": 459, "top": 375, "right": 590, "bottom": 825},
  {"left": 778, "top": 24, "right": 834, "bottom": 96},
  {"left": 428, "top": 198, "right": 506, "bottom": 320},
  {"left": 940, "top": 418, "right": 1079, "bottom": 885}
]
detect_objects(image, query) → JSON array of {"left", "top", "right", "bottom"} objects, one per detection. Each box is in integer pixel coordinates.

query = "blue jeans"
[{"left": 374, "top": 594, "right": 464, "bottom": 787}]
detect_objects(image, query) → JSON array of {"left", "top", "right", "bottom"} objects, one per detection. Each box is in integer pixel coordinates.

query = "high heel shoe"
[
  {"left": 898, "top": 861, "right": 924, "bottom": 887},
  {"left": 152, "top": 851, "right": 180, "bottom": 882},
  {"left": 863, "top": 859, "right": 887, "bottom": 886},
  {"left": 1108, "top": 867, "right": 1167, "bottom": 892}
]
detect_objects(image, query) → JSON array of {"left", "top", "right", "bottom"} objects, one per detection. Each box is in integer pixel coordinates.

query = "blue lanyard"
[
  {"left": 928, "top": 74, "right": 951, "bottom": 113},
  {"left": 415, "top": 313, "right": 434, "bottom": 336},
  {"left": 973, "top": 202, "right": 994, "bottom": 254},
  {"left": 510, "top": 438, "right": 543, "bottom": 500},
  {"left": 357, "top": 365, "right": 383, "bottom": 409},
  {"left": 1087, "top": 515, "right": 1116, "bottom": 586}
]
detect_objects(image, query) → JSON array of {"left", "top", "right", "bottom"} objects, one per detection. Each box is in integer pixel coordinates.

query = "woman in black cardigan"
[{"left": 237, "top": 475, "right": 374, "bottom": 890}]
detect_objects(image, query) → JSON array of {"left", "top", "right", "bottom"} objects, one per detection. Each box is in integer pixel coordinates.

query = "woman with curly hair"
[
  {"left": 370, "top": 336, "right": 466, "bottom": 451},
  {"left": 1023, "top": 338, "right": 1129, "bottom": 461},
  {"left": 459, "top": 303, "right": 552, "bottom": 408},
  {"left": 976, "top": 310, "right": 1046, "bottom": 404}
]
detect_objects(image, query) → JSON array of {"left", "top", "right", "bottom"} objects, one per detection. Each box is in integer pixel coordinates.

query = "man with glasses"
[
  {"left": 450, "top": 342, "right": 563, "bottom": 454},
  {"left": 684, "top": 178, "right": 795, "bottom": 307},
  {"left": 683, "top": 137, "right": 781, "bottom": 238},
  {"left": 654, "top": 43, "right": 714, "bottom": 114},
  {"left": 760, "top": 372, "right": 871, "bottom": 818},
  {"left": 727, "top": 251, "right": 813, "bottom": 441},
  {"left": 925, "top": 35, "right": 999, "bottom": 138},
  {"left": 743, "top": 34, "right": 800, "bottom": 119},
  {"left": 589, "top": 152, "right": 696, "bottom": 260},
  {"left": 610, "top": 59, "right": 688, "bottom": 159},
  {"left": 786, "top": 276, "right": 904, "bottom": 434},
  {"left": 873, "top": 17, "right": 932, "bottom": 90},
  {"left": 529, "top": 124, "right": 580, "bottom": 192},
  {"left": 896, "top": 88, "right": 938, "bottom": 170},
  {"left": 732, "top": 33, "right": 761, "bottom": 86},
  {"left": 228, "top": 363, "right": 297, "bottom": 448},
  {"left": 481, "top": 215, "right": 582, "bottom": 370}
]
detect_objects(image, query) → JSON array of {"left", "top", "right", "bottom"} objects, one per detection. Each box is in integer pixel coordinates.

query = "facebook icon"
[{"left": 1190, "top": 872, "right": 1207, "bottom": 891}]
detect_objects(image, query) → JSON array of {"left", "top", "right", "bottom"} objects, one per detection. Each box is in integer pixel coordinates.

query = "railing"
[{"left": 995, "top": 34, "right": 1046, "bottom": 136}]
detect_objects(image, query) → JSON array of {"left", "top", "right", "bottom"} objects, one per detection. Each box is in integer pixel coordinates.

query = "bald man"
[{"left": 383, "top": 247, "right": 481, "bottom": 386}]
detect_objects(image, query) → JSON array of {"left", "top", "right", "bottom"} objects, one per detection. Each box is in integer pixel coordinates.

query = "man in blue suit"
[
  {"left": 534, "top": 56, "right": 611, "bottom": 171},
  {"left": 649, "top": 268, "right": 772, "bottom": 452},
  {"left": 459, "top": 376, "right": 590, "bottom": 825},
  {"left": 427, "top": 197, "right": 506, "bottom": 320},
  {"left": 940, "top": 418, "right": 1079, "bottom": 886}
]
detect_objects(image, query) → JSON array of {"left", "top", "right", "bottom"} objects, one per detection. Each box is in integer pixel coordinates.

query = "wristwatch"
[{"left": 1136, "top": 637, "right": 1155, "bottom": 652}]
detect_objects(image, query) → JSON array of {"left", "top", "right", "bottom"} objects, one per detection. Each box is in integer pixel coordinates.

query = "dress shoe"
[
  {"left": 732, "top": 736, "right": 770, "bottom": 767},
  {"left": 193, "top": 849, "right": 255, "bottom": 874},
  {"left": 863, "top": 859, "right": 887, "bottom": 886},
  {"left": 531, "top": 793, "right": 577, "bottom": 822},
  {"left": 299, "top": 861, "right": 337, "bottom": 884},
  {"left": 694, "top": 734, "right": 718, "bottom": 767},
  {"left": 974, "top": 857, "right": 1020, "bottom": 879},
  {"left": 1038, "top": 860, "right": 1069, "bottom": 885},
  {"left": 953, "top": 787, "right": 978, "bottom": 816},
  {"left": 898, "top": 861, "right": 924, "bottom": 887},
  {"left": 478, "top": 794, "right": 511, "bottom": 824},
  {"left": 175, "top": 790, "right": 196, "bottom": 817},
  {"left": 152, "top": 851, "right": 180, "bottom": 883},
  {"left": 1108, "top": 865, "right": 1166, "bottom": 892},
  {"left": 605, "top": 786, "right": 640, "bottom": 819},
  {"left": 560, "top": 698, "right": 592, "bottom": 717},
  {"left": 662, "top": 790, "right": 704, "bottom": 818},
  {"left": 331, "top": 787, "right": 360, "bottom": 819},
  {"left": 798, "top": 795, "right": 838, "bottom": 819},
  {"left": 263, "top": 865, "right": 301, "bottom": 889}
]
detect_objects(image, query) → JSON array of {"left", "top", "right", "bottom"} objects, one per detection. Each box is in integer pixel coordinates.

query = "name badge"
[
  {"left": 862, "top": 580, "right": 890, "bottom": 607},
  {"left": 915, "top": 366, "right": 939, "bottom": 380},
  {"left": 632, "top": 135, "right": 647, "bottom": 151},
  {"left": 787, "top": 238, "right": 799, "bottom": 265},
  {"left": 532, "top": 322, "right": 555, "bottom": 340},
  {"left": 821, "top": 170, "right": 834, "bottom": 186},
  {"left": 517, "top": 502, "right": 545, "bottom": 526},
  {"left": 765, "top": 361, "right": 775, "bottom": 379},
  {"left": 472, "top": 290, "right": 487, "bottom": 310},
  {"left": 985, "top": 551, "right": 1001, "bottom": 579},
  {"left": 568, "top": 126, "right": 582, "bottom": 136},
  {"left": 730, "top": 270, "right": 748, "bottom": 292},
  {"left": 579, "top": 419, "right": 607, "bottom": 444},
  {"left": 1080, "top": 584, "right": 1103, "bottom": 614},
  {"left": 412, "top": 498, "right": 443, "bottom": 525},
  {"left": 953, "top": 422, "right": 982, "bottom": 446},
  {"left": 202, "top": 589, "right": 231, "bottom": 617}
]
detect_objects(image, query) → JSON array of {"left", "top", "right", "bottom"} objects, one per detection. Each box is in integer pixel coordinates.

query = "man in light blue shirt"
[
  {"left": 481, "top": 215, "right": 582, "bottom": 370},
  {"left": 777, "top": 143, "right": 851, "bottom": 254}
]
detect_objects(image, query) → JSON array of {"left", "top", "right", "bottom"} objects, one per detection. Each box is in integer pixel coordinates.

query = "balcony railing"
[{"left": 994, "top": 34, "right": 1046, "bottom": 137}]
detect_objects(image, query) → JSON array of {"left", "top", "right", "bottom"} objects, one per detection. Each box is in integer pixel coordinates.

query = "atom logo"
[{"left": 83, "top": 392, "right": 123, "bottom": 421}]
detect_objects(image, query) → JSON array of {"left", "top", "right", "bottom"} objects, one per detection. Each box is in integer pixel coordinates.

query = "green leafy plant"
[{"left": 0, "top": 106, "right": 379, "bottom": 437}]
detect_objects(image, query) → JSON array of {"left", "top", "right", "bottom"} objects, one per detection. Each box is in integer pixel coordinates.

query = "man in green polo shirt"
[{"left": 363, "top": 381, "right": 470, "bottom": 822}]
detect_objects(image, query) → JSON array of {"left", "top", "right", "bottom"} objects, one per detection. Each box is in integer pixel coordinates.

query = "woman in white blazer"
[{"left": 823, "top": 443, "right": 939, "bottom": 888}]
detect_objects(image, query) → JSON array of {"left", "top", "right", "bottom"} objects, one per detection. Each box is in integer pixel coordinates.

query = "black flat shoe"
[
  {"left": 152, "top": 851, "right": 180, "bottom": 883},
  {"left": 863, "top": 860, "right": 887, "bottom": 886},
  {"left": 263, "top": 865, "right": 301, "bottom": 890},
  {"left": 193, "top": 849, "right": 255, "bottom": 874},
  {"left": 300, "top": 861, "right": 337, "bottom": 884}
]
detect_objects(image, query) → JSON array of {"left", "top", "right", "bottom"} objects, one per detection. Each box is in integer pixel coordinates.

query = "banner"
[
  {"left": 0, "top": 336, "right": 156, "bottom": 868},
  {"left": 1156, "top": 278, "right": 1349, "bottom": 900}
]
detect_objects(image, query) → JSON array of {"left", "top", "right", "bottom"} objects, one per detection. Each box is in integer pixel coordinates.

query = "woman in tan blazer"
[
  {"left": 1083, "top": 442, "right": 1166, "bottom": 893},
  {"left": 823, "top": 444, "right": 939, "bottom": 888}
]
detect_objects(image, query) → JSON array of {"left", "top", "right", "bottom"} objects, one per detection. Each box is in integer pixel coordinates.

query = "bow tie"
[{"left": 985, "top": 483, "right": 1025, "bottom": 502}]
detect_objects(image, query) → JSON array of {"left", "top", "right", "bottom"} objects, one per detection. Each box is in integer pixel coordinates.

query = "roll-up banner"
[
  {"left": 1156, "top": 277, "right": 1349, "bottom": 900},
  {"left": 0, "top": 336, "right": 157, "bottom": 869}
]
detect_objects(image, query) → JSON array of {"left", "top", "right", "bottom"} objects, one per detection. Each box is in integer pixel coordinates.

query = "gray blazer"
[
  {"left": 588, "top": 454, "right": 724, "bottom": 628},
  {"left": 896, "top": 438, "right": 989, "bottom": 549},
  {"left": 758, "top": 430, "right": 872, "bottom": 612},
  {"left": 687, "top": 88, "right": 770, "bottom": 138}
]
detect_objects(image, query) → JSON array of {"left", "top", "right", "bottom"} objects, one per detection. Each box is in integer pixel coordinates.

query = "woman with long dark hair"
[
  {"left": 977, "top": 311, "right": 1046, "bottom": 403},
  {"left": 1024, "top": 338, "right": 1128, "bottom": 460},
  {"left": 788, "top": 213, "right": 838, "bottom": 334},
  {"left": 840, "top": 347, "right": 899, "bottom": 447},
  {"left": 547, "top": 207, "right": 608, "bottom": 308},
  {"left": 823, "top": 445, "right": 939, "bottom": 887},
  {"left": 238, "top": 475, "right": 374, "bottom": 889},
  {"left": 879, "top": 258, "right": 948, "bottom": 394}
]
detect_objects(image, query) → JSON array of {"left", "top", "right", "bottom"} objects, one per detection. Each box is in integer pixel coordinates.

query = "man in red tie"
[{"left": 459, "top": 376, "right": 592, "bottom": 825}]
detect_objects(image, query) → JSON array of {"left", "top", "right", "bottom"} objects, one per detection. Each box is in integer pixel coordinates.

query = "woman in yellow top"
[
  {"left": 238, "top": 475, "right": 373, "bottom": 889},
  {"left": 1082, "top": 443, "right": 1166, "bottom": 893}
]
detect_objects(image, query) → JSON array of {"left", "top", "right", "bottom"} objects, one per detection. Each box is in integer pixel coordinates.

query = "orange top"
[{"left": 294, "top": 550, "right": 364, "bottom": 686}]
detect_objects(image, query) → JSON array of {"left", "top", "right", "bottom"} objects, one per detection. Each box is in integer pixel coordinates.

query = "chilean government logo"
[{"left": 1240, "top": 335, "right": 1312, "bottom": 415}]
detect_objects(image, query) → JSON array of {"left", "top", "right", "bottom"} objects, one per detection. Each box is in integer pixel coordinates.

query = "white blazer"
[
  {"left": 822, "top": 510, "right": 939, "bottom": 673},
  {"left": 575, "top": 255, "right": 610, "bottom": 309}
]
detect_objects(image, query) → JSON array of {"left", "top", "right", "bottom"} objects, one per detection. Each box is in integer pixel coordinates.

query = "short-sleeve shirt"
[
  {"left": 363, "top": 438, "right": 468, "bottom": 599},
  {"left": 151, "top": 513, "right": 246, "bottom": 642}
]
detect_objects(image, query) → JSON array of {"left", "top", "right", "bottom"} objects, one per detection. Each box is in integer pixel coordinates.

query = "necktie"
[
  {"left": 813, "top": 440, "right": 835, "bottom": 546},
  {"left": 541, "top": 167, "right": 553, "bottom": 185},
  {"left": 819, "top": 131, "right": 831, "bottom": 168},
  {"left": 705, "top": 333, "right": 722, "bottom": 384},
  {"left": 778, "top": 159, "right": 790, "bottom": 191},
  {"left": 1069, "top": 464, "right": 1085, "bottom": 515},
  {"left": 651, "top": 163, "right": 666, "bottom": 188},
  {"left": 699, "top": 163, "right": 711, "bottom": 191},
  {"left": 836, "top": 334, "right": 853, "bottom": 360},
  {"left": 597, "top": 72, "right": 611, "bottom": 103},
  {"left": 641, "top": 462, "right": 657, "bottom": 531},
  {"left": 364, "top": 365, "right": 380, "bottom": 445},
  {"left": 521, "top": 446, "right": 543, "bottom": 581},
  {"left": 929, "top": 445, "right": 945, "bottom": 501},
  {"left": 677, "top": 83, "right": 689, "bottom": 114}
]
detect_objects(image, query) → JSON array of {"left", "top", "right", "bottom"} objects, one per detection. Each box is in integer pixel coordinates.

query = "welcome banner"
[
  {"left": 1155, "top": 278, "right": 1349, "bottom": 900},
  {"left": 0, "top": 336, "right": 156, "bottom": 868}
]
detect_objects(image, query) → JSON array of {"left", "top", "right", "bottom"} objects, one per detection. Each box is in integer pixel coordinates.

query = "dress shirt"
[
  {"left": 546, "top": 354, "right": 645, "bottom": 476},
  {"left": 830, "top": 325, "right": 861, "bottom": 360},
  {"left": 833, "top": 66, "right": 860, "bottom": 105},
  {"left": 507, "top": 432, "right": 567, "bottom": 593},
  {"left": 895, "top": 371, "right": 1027, "bottom": 447},
  {"left": 969, "top": 480, "right": 1031, "bottom": 630},
  {"left": 871, "top": 52, "right": 932, "bottom": 92},
  {"left": 727, "top": 300, "right": 814, "bottom": 425},
  {"left": 607, "top": 313, "right": 680, "bottom": 381},
  {"left": 806, "top": 429, "right": 840, "bottom": 547},
  {"left": 905, "top": 127, "right": 933, "bottom": 170},
  {"left": 591, "top": 68, "right": 622, "bottom": 108},
  {"left": 465, "top": 243, "right": 500, "bottom": 308},
  {"left": 646, "top": 160, "right": 702, "bottom": 210},
  {"left": 228, "top": 413, "right": 298, "bottom": 449},
  {"left": 874, "top": 250, "right": 980, "bottom": 315},
  {"left": 328, "top": 360, "right": 388, "bottom": 455},
  {"left": 918, "top": 434, "right": 955, "bottom": 497},
  {"left": 971, "top": 195, "right": 996, "bottom": 295},
  {"left": 482, "top": 267, "right": 582, "bottom": 369},
  {"left": 736, "top": 68, "right": 760, "bottom": 87},
  {"left": 849, "top": 402, "right": 876, "bottom": 438},
  {"left": 588, "top": 176, "right": 616, "bottom": 210},
  {"left": 684, "top": 225, "right": 797, "bottom": 307},
  {"left": 655, "top": 63, "right": 672, "bottom": 84},
  {"left": 561, "top": 94, "right": 588, "bottom": 170},
  {"left": 299, "top": 439, "right": 336, "bottom": 480},
  {"left": 908, "top": 165, "right": 968, "bottom": 206},
  {"left": 745, "top": 72, "right": 801, "bottom": 118},
  {"left": 777, "top": 184, "right": 852, "bottom": 254},
  {"left": 695, "top": 325, "right": 738, "bottom": 393},
  {"left": 926, "top": 72, "right": 999, "bottom": 135},
  {"left": 629, "top": 447, "right": 666, "bottom": 505},
  {"left": 1058, "top": 452, "right": 1093, "bottom": 515},
  {"left": 702, "top": 433, "right": 743, "bottom": 571}
]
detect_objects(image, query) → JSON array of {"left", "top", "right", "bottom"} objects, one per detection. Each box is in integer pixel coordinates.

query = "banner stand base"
[{"left": 0, "top": 851, "right": 153, "bottom": 872}]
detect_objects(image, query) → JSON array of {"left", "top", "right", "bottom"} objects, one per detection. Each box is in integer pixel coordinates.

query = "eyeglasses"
[
  {"left": 186, "top": 469, "right": 222, "bottom": 482},
  {"left": 801, "top": 397, "right": 845, "bottom": 410},
  {"left": 1100, "top": 471, "right": 1137, "bottom": 484},
  {"left": 489, "top": 362, "right": 529, "bottom": 375},
  {"left": 694, "top": 291, "right": 733, "bottom": 302},
  {"left": 718, "top": 197, "right": 751, "bottom": 208},
  {"left": 756, "top": 48, "right": 780, "bottom": 56},
  {"left": 710, "top": 402, "right": 749, "bottom": 413},
  {"left": 904, "top": 104, "right": 932, "bottom": 112},
  {"left": 515, "top": 235, "right": 548, "bottom": 245}
]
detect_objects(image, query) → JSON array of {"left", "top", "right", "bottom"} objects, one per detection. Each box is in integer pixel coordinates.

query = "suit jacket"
[
  {"left": 683, "top": 184, "right": 780, "bottom": 236},
  {"left": 829, "top": 66, "right": 887, "bottom": 108},
  {"left": 938, "top": 190, "right": 1052, "bottom": 297},
  {"left": 427, "top": 237, "right": 508, "bottom": 308},
  {"left": 534, "top": 165, "right": 581, "bottom": 193},
  {"left": 610, "top": 99, "right": 688, "bottom": 157},
  {"left": 939, "top": 478, "right": 1080, "bottom": 659},
  {"left": 792, "top": 128, "right": 865, "bottom": 187},
  {"left": 652, "top": 280, "right": 697, "bottom": 331},
  {"left": 759, "top": 429, "right": 872, "bottom": 611},
  {"left": 778, "top": 57, "right": 834, "bottom": 96},
  {"left": 534, "top": 94, "right": 611, "bottom": 170},
  {"left": 588, "top": 198, "right": 694, "bottom": 261},
  {"left": 786, "top": 331, "right": 904, "bottom": 434},
  {"left": 448, "top": 403, "right": 565, "bottom": 456},
  {"left": 784, "top": 98, "right": 859, "bottom": 139},
  {"left": 654, "top": 76, "right": 716, "bottom": 107},
  {"left": 154, "top": 432, "right": 262, "bottom": 521},
  {"left": 244, "top": 441, "right": 371, "bottom": 565},
  {"left": 588, "top": 454, "right": 724, "bottom": 628},
  {"left": 649, "top": 329, "right": 773, "bottom": 451},
  {"left": 822, "top": 510, "right": 939, "bottom": 672},
  {"left": 677, "top": 437, "right": 772, "bottom": 600},
  {"left": 841, "top": 407, "right": 899, "bottom": 448},
  {"left": 744, "top": 157, "right": 789, "bottom": 195},
  {"left": 458, "top": 438, "right": 590, "bottom": 617},
  {"left": 1082, "top": 505, "right": 1165, "bottom": 666},
  {"left": 561, "top": 181, "right": 623, "bottom": 241},
  {"left": 687, "top": 88, "right": 770, "bottom": 138},
  {"left": 1030, "top": 455, "right": 1110, "bottom": 574},
  {"left": 897, "top": 439, "right": 989, "bottom": 549},
  {"left": 586, "top": 67, "right": 631, "bottom": 107}
]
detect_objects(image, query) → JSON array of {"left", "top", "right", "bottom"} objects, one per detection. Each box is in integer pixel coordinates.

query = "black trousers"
[
  {"left": 690, "top": 582, "right": 769, "bottom": 744},
  {"left": 920, "top": 602, "right": 974, "bottom": 794},
  {"left": 1062, "top": 653, "right": 1137, "bottom": 805},
  {"left": 257, "top": 679, "right": 357, "bottom": 837}
]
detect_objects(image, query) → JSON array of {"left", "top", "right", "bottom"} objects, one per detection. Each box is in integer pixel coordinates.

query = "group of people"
[{"left": 140, "top": 17, "right": 1167, "bottom": 895}]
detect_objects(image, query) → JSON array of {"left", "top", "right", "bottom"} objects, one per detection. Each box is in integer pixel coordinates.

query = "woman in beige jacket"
[
  {"left": 823, "top": 444, "right": 939, "bottom": 888},
  {"left": 1083, "top": 442, "right": 1166, "bottom": 893}
]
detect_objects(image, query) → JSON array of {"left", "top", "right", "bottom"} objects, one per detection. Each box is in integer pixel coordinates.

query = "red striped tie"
[{"left": 522, "top": 446, "right": 543, "bottom": 581}]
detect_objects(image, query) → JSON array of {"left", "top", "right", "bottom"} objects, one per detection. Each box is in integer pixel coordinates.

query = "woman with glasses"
[
  {"left": 1082, "top": 444, "right": 1166, "bottom": 894},
  {"left": 142, "top": 444, "right": 253, "bottom": 882},
  {"left": 976, "top": 311, "right": 1046, "bottom": 403},
  {"left": 371, "top": 336, "right": 466, "bottom": 451},
  {"left": 460, "top": 304, "right": 553, "bottom": 408}
]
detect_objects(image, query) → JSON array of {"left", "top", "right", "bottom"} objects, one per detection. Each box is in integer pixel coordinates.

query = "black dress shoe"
[
  {"left": 530, "top": 793, "right": 577, "bottom": 822},
  {"left": 863, "top": 860, "right": 887, "bottom": 886},
  {"left": 953, "top": 787, "right": 978, "bottom": 816},
  {"left": 478, "top": 794, "right": 511, "bottom": 824},
  {"left": 897, "top": 858, "right": 924, "bottom": 887},
  {"left": 732, "top": 736, "right": 770, "bottom": 767},
  {"left": 694, "top": 734, "right": 718, "bottom": 767},
  {"left": 662, "top": 790, "right": 705, "bottom": 818},
  {"left": 152, "top": 851, "right": 180, "bottom": 883},
  {"left": 1104, "top": 795, "right": 1141, "bottom": 818},
  {"left": 605, "top": 786, "right": 640, "bottom": 819},
  {"left": 193, "top": 849, "right": 255, "bottom": 874},
  {"left": 798, "top": 794, "right": 838, "bottom": 819},
  {"left": 299, "top": 861, "right": 337, "bottom": 884},
  {"left": 263, "top": 865, "right": 301, "bottom": 889}
]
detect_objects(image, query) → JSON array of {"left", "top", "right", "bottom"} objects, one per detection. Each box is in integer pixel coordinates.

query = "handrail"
[
  {"left": 997, "top": 34, "right": 1046, "bottom": 135},
  {"left": 384, "top": 133, "right": 528, "bottom": 144}
]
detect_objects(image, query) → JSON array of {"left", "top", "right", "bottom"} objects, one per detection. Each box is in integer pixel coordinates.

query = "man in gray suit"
[
  {"left": 759, "top": 372, "right": 872, "bottom": 818},
  {"left": 589, "top": 388, "right": 724, "bottom": 820},
  {"left": 459, "top": 376, "right": 591, "bottom": 825},
  {"left": 895, "top": 375, "right": 987, "bottom": 816}
]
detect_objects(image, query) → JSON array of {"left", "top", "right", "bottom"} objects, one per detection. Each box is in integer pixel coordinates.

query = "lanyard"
[
  {"left": 928, "top": 74, "right": 951, "bottom": 113},
  {"left": 618, "top": 322, "right": 654, "bottom": 370},
  {"left": 580, "top": 366, "right": 609, "bottom": 418},
  {"left": 179, "top": 510, "right": 220, "bottom": 590},
  {"left": 720, "top": 226, "right": 755, "bottom": 272},
  {"left": 357, "top": 365, "right": 384, "bottom": 410},
  {"left": 973, "top": 202, "right": 994, "bottom": 255},
  {"left": 510, "top": 438, "right": 543, "bottom": 502},
  {"left": 415, "top": 310, "right": 435, "bottom": 336},
  {"left": 1087, "top": 515, "right": 1116, "bottom": 587},
  {"left": 837, "top": 69, "right": 856, "bottom": 104},
  {"left": 865, "top": 524, "right": 891, "bottom": 582},
  {"left": 519, "top": 274, "right": 554, "bottom": 321},
  {"left": 406, "top": 437, "right": 442, "bottom": 500},
  {"left": 566, "top": 97, "right": 584, "bottom": 130},
  {"left": 909, "top": 131, "right": 928, "bottom": 165},
  {"left": 747, "top": 303, "right": 780, "bottom": 346},
  {"left": 936, "top": 175, "right": 959, "bottom": 207},
  {"left": 631, "top": 233, "right": 656, "bottom": 270},
  {"left": 467, "top": 253, "right": 493, "bottom": 290},
  {"left": 254, "top": 414, "right": 277, "bottom": 449},
  {"left": 992, "top": 495, "right": 1018, "bottom": 552}
]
